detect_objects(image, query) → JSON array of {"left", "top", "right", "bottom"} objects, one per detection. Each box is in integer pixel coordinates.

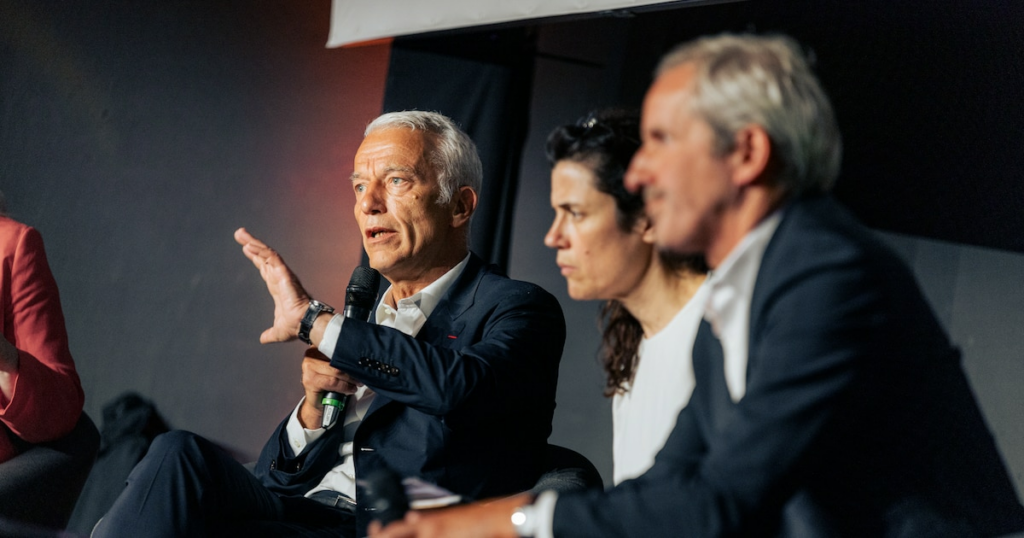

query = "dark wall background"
[
  {"left": 613, "top": 0, "right": 1024, "bottom": 253},
  {"left": 1, "top": 0, "right": 389, "bottom": 459}
]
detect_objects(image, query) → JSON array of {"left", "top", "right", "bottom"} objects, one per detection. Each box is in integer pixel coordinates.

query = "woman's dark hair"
[
  {"left": 546, "top": 108, "right": 707, "bottom": 397},
  {"left": 546, "top": 108, "right": 645, "bottom": 233}
]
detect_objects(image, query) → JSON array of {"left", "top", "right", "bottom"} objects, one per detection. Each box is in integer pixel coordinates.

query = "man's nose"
[
  {"left": 624, "top": 151, "right": 649, "bottom": 193},
  {"left": 359, "top": 182, "right": 386, "bottom": 214}
]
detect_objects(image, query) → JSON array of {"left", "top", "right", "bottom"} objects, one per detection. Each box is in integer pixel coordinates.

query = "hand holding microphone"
[
  {"left": 320, "top": 266, "right": 380, "bottom": 429},
  {"left": 299, "top": 349, "right": 360, "bottom": 428}
]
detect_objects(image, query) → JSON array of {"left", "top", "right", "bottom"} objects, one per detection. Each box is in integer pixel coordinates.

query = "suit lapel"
[
  {"left": 363, "top": 253, "right": 487, "bottom": 419},
  {"left": 692, "top": 320, "right": 735, "bottom": 436},
  {"left": 747, "top": 199, "right": 803, "bottom": 363}
]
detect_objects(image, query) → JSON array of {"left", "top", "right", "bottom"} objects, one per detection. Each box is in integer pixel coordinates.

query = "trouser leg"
[{"left": 93, "top": 430, "right": 284, "bottom": 538}]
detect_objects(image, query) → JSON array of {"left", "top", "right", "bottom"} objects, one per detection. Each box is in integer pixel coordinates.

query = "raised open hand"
[{"left": 234, "top": 227, "right": 310, "bottom": 344}]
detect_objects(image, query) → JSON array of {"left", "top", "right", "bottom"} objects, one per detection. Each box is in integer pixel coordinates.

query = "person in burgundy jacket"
[{"left": 0, "top": 213, "right": 85, "bottom": 464}]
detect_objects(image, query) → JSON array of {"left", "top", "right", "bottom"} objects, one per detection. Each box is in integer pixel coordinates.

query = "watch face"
[{"left": 511, "top": 506, "right": 535, "bottom": 537}]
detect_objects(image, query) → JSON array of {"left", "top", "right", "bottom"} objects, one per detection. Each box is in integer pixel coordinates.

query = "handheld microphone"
[
  {"left": 361, "top": 464, "right": 409, "bottom": 527},
  {"left": 322, "top": 265, "right": 380, "bottom": 429}
]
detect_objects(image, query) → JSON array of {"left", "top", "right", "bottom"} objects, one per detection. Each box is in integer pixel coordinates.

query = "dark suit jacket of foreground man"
[
  {"left": 554, "top": 195, "right": 1024, "bottom": 537},
  {"left": 257, "top": 253, "right": 565, "bottom": 536}
]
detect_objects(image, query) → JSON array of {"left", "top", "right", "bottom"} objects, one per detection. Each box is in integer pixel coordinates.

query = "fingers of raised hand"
[
  {"left": 235, "top": 228, "right": 279, "bottom": 267},
  {"left": 234, "top": 227, "right": 270, "bottom": 249},
  {"left": 233, "top": 227, "right": 251, "bottom": 245},
  {"left": 259, "top": 326, "right": 294, "bottom": 344},
  {"left": 249, "top": 247, "right": 280, "bottom": 273}
]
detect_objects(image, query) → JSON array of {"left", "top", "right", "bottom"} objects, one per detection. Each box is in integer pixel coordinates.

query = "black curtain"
[{"left": 377, "top": 28, "right": 537, "bottom": 273}]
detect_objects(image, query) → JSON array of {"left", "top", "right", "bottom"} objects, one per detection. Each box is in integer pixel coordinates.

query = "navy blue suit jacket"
[
  {"left": 254, "top": 253, "right": 565, "bottom": 534},
  {"left": 554, "top": 195, "right": 1024, "bottom": 537}
]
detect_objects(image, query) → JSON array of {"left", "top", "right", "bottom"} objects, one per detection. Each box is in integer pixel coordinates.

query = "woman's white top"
[{"left": 611, "top": 281, "right": 710, "bottom": 485}]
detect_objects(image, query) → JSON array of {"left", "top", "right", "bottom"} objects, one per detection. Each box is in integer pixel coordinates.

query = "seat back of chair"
[
  {"left": 0, "top": 413, "right": 101, "bottom": 529},
  {"left": 529, "top": 444, "right": 603, "bottom": 496}
]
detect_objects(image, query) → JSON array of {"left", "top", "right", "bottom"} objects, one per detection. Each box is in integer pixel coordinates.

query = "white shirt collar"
[
  {"left": 375, "top": 254, "right": 471, "bottom": 335},
  {"left": 704, "top": 210, "right": 783, "bottom": 401}
]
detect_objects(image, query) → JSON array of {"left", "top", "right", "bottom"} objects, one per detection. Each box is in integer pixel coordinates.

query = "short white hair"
[
  {"left": 658, "top": 33, "right": 842, "bottom": 196},
  {"left": 365, "top": 111, "right": 483, "bottom": 205}
]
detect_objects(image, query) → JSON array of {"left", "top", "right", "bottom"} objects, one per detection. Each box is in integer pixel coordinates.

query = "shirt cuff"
[
  {"left": 533, "top": 489, "right": 558, "bottom": 538},
  {"left": 283, "top": 397, "right": 326, "bottom": 455},
  {"left": 317, "top": 314, "right": 344, "bottom": 358}
]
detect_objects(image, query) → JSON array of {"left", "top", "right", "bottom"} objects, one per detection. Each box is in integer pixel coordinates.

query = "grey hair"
[
  {"left": 657, "top": 33, "right": 842, "bottom": 195},
  {"left": 365, "top": 111, "right": 483, "bottom": 205}
]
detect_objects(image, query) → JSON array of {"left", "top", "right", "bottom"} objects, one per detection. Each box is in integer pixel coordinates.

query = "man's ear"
[
  {"left": 451, "top": 186, "right": 478, "bottom": 229},
  {"left": 727, "top": 124, "right": 772, "bottom": 187}
]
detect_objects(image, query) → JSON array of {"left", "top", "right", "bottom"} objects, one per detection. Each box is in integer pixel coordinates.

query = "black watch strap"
[{"left": 298, "top": 300, "right": 335, "bottom": 345}]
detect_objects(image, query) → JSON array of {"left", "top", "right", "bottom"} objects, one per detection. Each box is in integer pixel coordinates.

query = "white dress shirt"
[
  {"left": 283, "top": 254, "right": 470, "bottom": 501},
  {"left": 702, "top": 210, "right": 781, "bottom": 402}
]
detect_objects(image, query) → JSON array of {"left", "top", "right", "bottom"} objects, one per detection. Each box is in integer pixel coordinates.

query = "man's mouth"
[
  {"left": 365, "top": 227, "right": 396, "bottom": 240},
  {"left": 643, "top": 187, "right": 664, "bottom": 203}
]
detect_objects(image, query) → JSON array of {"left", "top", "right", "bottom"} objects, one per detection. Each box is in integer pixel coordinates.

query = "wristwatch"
[
  {"left": 511, "top": 503, "right": 537, "bottom": 538},
  {"left": 298, "top": 300, "right": 335, "bottom": 345}
]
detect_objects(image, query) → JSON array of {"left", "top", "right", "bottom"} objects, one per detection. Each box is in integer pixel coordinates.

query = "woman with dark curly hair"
[{"left": 543, "top": 109, "right": 708, "bottom": 485}]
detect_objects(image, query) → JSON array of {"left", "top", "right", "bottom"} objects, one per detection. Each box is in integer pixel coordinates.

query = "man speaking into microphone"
[{"left": 94, "top": 111, "right": 565, "bottom": 538}]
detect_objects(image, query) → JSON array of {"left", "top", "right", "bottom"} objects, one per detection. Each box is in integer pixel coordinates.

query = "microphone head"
[
  {"left": 345, "top": 266, "right": 381, "bottom": 320},
  {"left": 349, "top": 266, "right": 381, "bottom": 294},
  {"left": 361, "top": 465, "right": 409, "bottom": 527}
]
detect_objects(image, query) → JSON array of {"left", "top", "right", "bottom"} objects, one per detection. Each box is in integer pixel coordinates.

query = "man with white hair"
[
  {"left": 373, "top": 34, "right": 1024, "bottom": 538},
  {"left": 94, "top": 111, "right": 565, "bottom": 537}
]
